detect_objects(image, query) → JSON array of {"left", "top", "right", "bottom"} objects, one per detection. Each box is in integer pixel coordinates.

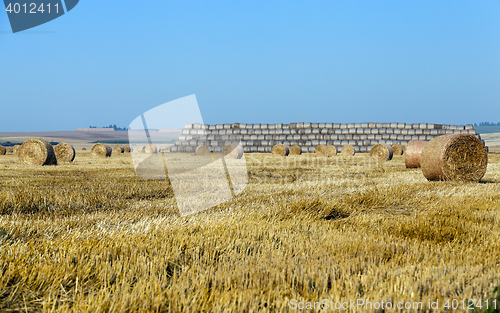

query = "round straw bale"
[
  {"left": 325, "top": 145, "right": 337, "bottom": 157},
  {"left": 91, "top": 143, "right": 112, "bottom": 158},
  {"left": 18, "top": 138, "right": 57, "bottom": 166},
  {"left": 6, "top": 147, "right": 13, "bottom": 153},
  {"left": 13, "top": 145, "right": 21, "bottom": 154},
  {"left": 54, "top": 142, "right": 75, "bottom": 163},
  {"left": 391, "top": 144, "right": 403, "bottom": 156},
  {"left": 195, "top": 145, "right": 210, "bottom": 155},
  {"left": 123, "top": 146, "right": 131, "bottom": 153},
  {"left": 0, "top": 146, "right": 5, "bottom": 155},
  {"left": 405, "top": 140, "right": 428, "bottom": 168},
  {"left": 370, "top": 144, "right": 393, "bottom": 161},
  {"left": 315, "top": 144, "right": 326, "bottom": 155},
  {"left": 289, "top": 145, "right": 302, "bottom": 155},
  {"left": 420, "top": 134, "right": 487, "bottom": 181},
  {"left": 113, "top": 145, "right": 124, "bottom": 154},
  {"left": 82, "top": 147, "right": 87, "bottom": 151},
  {"left": 272, "top": 144, "right": 289, "bottom": 156},
  {"left": 144, "top": 144, "right": 157, "bottom": 154},
  {"left": 222, "top": 144, "right": 244, "bottom": 159},
  {"left": 340, "top": 145, "right": 355, "bottom": 156}
]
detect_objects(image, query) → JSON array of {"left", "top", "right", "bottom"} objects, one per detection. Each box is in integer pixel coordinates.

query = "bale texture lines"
[
  {"left": 391, "top": 144, "right": 403, "bottom": 156},
  {"left": 315, "top": 144, "right": 326, "bottom": 155},
  {"left": 325, "top": 145, "right": 337, "bottom": 157},
  {"left": 421, "top": 134, "right": 487, "bottom": 182},
  {"left": 91, "top": 143, "right": 112, "bottom": 158},
  {"left": 405, "top": 140, "right": 428, "bottom": 168},
  {"left": 370, "top": 144, "right": 393, "bottom": 161},
  {"left": 223, "top": 144, "right": 244, "bottom": 159},
  {"left": 272, "top": 144, "right": 290, "bottom": 157},
  {"left": 54, "top": 143, "right": 76, "bottom": 163},
  {"left": 289, "top": 145, "right": 302, "bottom": 155},
  {"left": 18, "top": 138, "right": 57, "bottom": 166},
  {"left": 340, "top": 145, "right": 355, "bottom": 157},
  {"left": 113, "top": 146, "right": 124, "bottom": 154},
  {"left": 195, "top": 145, "right": 210, "bottom": 156}
]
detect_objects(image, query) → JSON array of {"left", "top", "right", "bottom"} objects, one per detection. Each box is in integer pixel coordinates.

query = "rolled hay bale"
[
  {"left": 0, "top": 146, "right": 5, "bottom": 155},
  {"left": 144, "top": 144, "right": 157, "bottom": 154},
  {"left": 271, "top": 144, "right": 289, "bottom": 156},
  {"left": 370, "top": 144, "right": 393, "bottom": 161},
  {"left": 340, "top": 145, "right": 355, "bottom": 156},
  {"left": 18, "top": 138, "right": 57, "bottom": 166},
  {"left": 222, "top": 144, "right": 244, "bottom": 159},
  {"left": 123, "top": 146, "right": 131, "bottom": 153},
  {"left": 91, "top": 143, "right": 112, "bottom": 158},
  {"left": 420, "top": 134, "right": 488, "bottom": 181},
  {"left": 315, "top": 144, "right": 326, "bottom": 155},
  {"left": 13, "top": 145, "right": 21, "bottom": 154},
  {"left": 289, "top": 145, "right": 302, "bottom": 155},
  {"left": 139, "top": 146, "right": 146, "bottom": 153},
  {"left": 113, "top": 145, "right": 124, "bottom": 154},
  {"left": 54, "top": 142, "right": 76, "bottom": 163},
  {"left": 405, "top": 140, "right": 428, "bottom": 168},
  {"left": 6, "top": 147, "right": 13, "bottom": 153},
  {"left": 391, "top": 144, "right": 403, "bottom": 156},
  {"left": 195, "top": 145, "right": 210, "bottom": 155},
  {"left": 325, "top": 145, "right": 337, "bottom": 157}
]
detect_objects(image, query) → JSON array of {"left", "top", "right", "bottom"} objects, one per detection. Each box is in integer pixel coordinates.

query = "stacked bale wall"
[{"left": 171, "top": 123, "right": 481, "bottom": 153}]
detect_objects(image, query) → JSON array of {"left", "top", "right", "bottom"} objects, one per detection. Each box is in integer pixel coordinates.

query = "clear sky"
[{"left": 1, "top": 1, "right": 499, "bottom": 132}]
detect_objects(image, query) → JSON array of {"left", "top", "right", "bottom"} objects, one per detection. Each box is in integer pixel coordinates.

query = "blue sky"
[{"left": 1, "top": 1, "right": 499, "bottom": 132}]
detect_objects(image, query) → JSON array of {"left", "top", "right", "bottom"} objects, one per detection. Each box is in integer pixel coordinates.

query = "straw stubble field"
[{"left": 1, "top": 151, "right": 500, "bottom": 312}]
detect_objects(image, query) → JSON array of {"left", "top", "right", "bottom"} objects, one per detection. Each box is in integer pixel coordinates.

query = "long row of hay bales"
[
  {"left": 0, "top": 140, "right": 134, "bottom": 165},
  {"left": 173, "top": 122, "right": 481, "bottom": 153}
]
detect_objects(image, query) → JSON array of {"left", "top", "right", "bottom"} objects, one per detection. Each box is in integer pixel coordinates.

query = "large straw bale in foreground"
[
  {"left": 340, "top": 145, "right": 355, "bottom": 156},
  {"left": 289, "top": 145, "right": 302, "bottom": 155},
  {"left": 54, "top": 142, "right": 75, "bottom": 162},
  {"left": 272, "top": 144, "right": 289, "bottom": 156},
  {"left": 223, "top": 144, "right": 244, "bottom": 159},
  {"left": 91, "top": 143, "right": 112, "bottom": 158},
  {"left": 325, "top": 145, "right": 337, "bottom": 157},
  {"left": 421, "top": 134, "right": 487, "bottom": 181},
  {"left": 18, "top": 138, "right": 57, "bottom": 166},
  {"left": 0, "top": 146, "right": 5, "bottom": 155},
  {"left": 370, "top": 144, "right": 393, "bottom": 161},
  {"left": 405, "top": 140, "right": 428, "bottom": 168}
]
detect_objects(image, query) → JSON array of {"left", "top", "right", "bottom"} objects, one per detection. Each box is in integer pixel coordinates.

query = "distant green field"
[{"left": 474, "top": 126, "right": 500, "bottom": 134}]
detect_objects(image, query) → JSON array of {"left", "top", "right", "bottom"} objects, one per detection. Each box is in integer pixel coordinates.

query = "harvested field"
[{"left": 0, "top": 151, "right": 500, "bottom": 311}]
